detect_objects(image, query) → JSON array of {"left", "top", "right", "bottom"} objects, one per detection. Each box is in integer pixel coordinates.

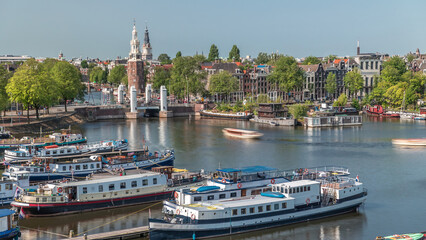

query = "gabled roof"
[{"left": 299, "top": 64, "right": 319, "bottom": 72}]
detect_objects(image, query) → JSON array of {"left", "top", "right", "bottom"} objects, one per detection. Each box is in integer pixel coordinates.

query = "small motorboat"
[
  {"left": 392, "top": 138, "right": 426, "bottom": 146},
  {"left": 222, "top": 128, "right": 263, "bottom": 139},
  {"left": 269, "top": 121, "right": 279, "bottom": 126}
]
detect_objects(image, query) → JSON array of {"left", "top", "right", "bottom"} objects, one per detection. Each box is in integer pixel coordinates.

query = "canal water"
[{"left": 15, "top": 116, "right": 426, "bottom": 239}]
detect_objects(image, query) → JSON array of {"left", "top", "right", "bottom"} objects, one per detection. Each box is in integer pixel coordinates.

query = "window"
[
  {"left": 46, "top": 151, "right": 50, "bottom": 155},
  {"left": 52, "top": 197, "right": 56, "bottom": 202},
  {"left": 304, "top": 186, "right": 307, "bottom": 191},
  {"left": 230, "top": 192, "right": 237, "bottom": 198},
  {"left": 83, "top": 164, "right": 88, "bottom": 170},
  {"left": 266, "top": 205, "right": 271, "bottom": 211},
  {"left": 194, "top": 196, "right": 201, "bottom": 202},
  {"left": 34, "top": 168, "right": 38, "bottom": 173},
  {"left": 241, "top": 208, "right": 246, "bottom": 215},
  {"left": 207, "top": 195, "right": 214, "bottom": 200},
  {"left": 36, "top": 198, "right": 39, "bottom": 202},
  {"left": 62, "top": 166, "right": 66, "bottom": 171},
  {"left": 365, "top": 62, "right": 369, "bottom": 70},
  {"left": 5, "top": 184, "right": 12, "bottom": 190},
  {"left": 258, "top": 206, "right": 263, "bottom": 213},
  {"left": 90, "top": 164, "right": 94, "bottom": 169},
  {"left": 131, "top": 181, "right": 137, "bottom": 188},
  {"left": 232, "top": 209, "right": 238, "bottom": 216},
  {"left": 153, "top": 178, "right": 157, "bottom": 184},
  {"left": 285, "top": 188, "right": 288, "bottom": 194},
  {"left": 274, "top": 204, "right": 279, "bottom": 210},
  {"left": 60, "top": 150, "right": 64, "bottom": 154},
  {"left": 42, "top": 197, "right": 47, "bottom": 202},
  {"left": 375, "top": 61, "right": 378, "bottom": 69},
  {"left": 109, "top": 184, "right": 115, "bottom": 191},
  {"left": 76, "top": 165, "right": 81, "bottom": 170},
  {"left": 219, "top": 194, "right": 226, "bottom": 199},
  {"left": 83, "top": 187, "right": 87, "bottom": 193},
  {"left": 308, "top": 186, "right": 310, "bottom": 191},
  {"left": 282, "top": 202, "right": 287, "bottom": 209},
  {"left": 297, "top": 188, "right": 299, "bottom": 193},
  {"left": 142, "top": 179, "right": 148, "bottom": 186},
  {"left": 52, "top": 151, "right": 57, "bottom": 154},
  {"left": 99, "top": 185, "right": 103, "bottom": 192},
  {"left": 249, "top": 207, "right": 255, "bottom": 214},
  {"left": 360, "top": 62, "right": 363, "bottom": 69},
  {"left": 120, "top": 182, "right": 126, "bottom": 189},
  {"left": 96, "top": 163, "right": 100, "bottom": 168}
]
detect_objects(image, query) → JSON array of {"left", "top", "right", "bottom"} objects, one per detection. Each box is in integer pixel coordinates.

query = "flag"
[
  {"left": 19, "top": 208, "right": 26, "bottom": 219},
  {"left": 356, "top": 175, "right": 359, "bottom": 182},
  {"left": 14, "top": 187, "right": 21, "bottom": 199}
]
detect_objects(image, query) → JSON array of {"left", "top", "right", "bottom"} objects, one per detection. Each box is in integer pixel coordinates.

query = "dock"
[{"left": 66, "top": 226, "right": 149, "bottom": 240}]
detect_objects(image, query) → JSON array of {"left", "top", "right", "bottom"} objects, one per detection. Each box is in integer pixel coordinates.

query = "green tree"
[
  {"left": 193, "top": 54, "right": 207, "bottom": 63},
  {"left": 369, "top": 80, "right": 392, "bottom": 105},
  {"left": 382, "top": 56, "right": 407, "bottom": 76},
  {"left": 90, "top": 67, "right": 105, "bottom": 84},
  {"left": 267, "top": 53, "right": 284, "bottom": 65},
  {"left": 208, "top": 44, "right": 219, "bottom": 62},
  {"left": 384, "top": 82, "right": 409, "bottom": 108},
  {"left": 255, "top": 52, "right": 269, "bottom": 65},
  {"left": 324, "top": 55, "right": 338, "bottom": 63},
  {"left": 158, "top": 53, "right": 172, "bottom": 64},
  {"left": 268, "top": 56, "right": 304, "bottom": 100},
  {"left": 88, "top": 62, "right": 97, "bottom": 69},
  {"left": 51, "top": 61, "right": 84, "bottom": 112},
  {"left": 257, "top": 94, "right": 269, "bottom": 103},
  {"left": 288, "top": 104, "right": 308, "bottom": 120},
  {"left": 121, "top": 74, "right": 128, "bottom": 86},
  {"left": 351, "top": 99, "right": 361, "bottom": 111},
  {"left": 6, "top": 59, "right": 57, "bottom": 122},
  {"left": 228, "top": 45, "right": 240, "bottom": 61},
  {"left": 325, "top": 73, "right": 337, "bottom": 99},
  {"left": 153, "top": 66, "right": 171, "bottom": 90},
  {"left": 209, "top": 71, "right": 238, "bottom": 102},
  {"left": 81, "top": 60, "right": 89, "bottom": 68},
  {"left": 176, "top": 51, "right": 182, "bottom": 58},
  {"left": 170, "top": 56, "right": 206, "bottom": 100},
  {"left": 333, "top": 93, "right": 348, "bottom": 107},
  {"left": 108, "top": 65, "right": 127, "bottom": 86},
  {"left": 0, "top": 67, "right": 13, "bottom": 115},
  {"left": 406, "top": 54, "right": 415, "bottom": 63},
  {"left": 303, "top": 56, "right": 321, "bottom": 65},
  {"left": 343, "top": 68, "right": 363, "bottom": 99}
]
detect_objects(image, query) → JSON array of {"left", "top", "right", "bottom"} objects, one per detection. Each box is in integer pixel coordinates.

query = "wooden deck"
[{"left": 66, "top": 226, "right": 149, "bottom": 240}]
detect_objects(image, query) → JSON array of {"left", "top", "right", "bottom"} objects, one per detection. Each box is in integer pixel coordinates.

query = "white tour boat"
[
  {"left": 222, "top": 128, "right": 263, "bottom": 139},
  {"left": 0, "top": 170, "right": 30, "bottom": 205}
]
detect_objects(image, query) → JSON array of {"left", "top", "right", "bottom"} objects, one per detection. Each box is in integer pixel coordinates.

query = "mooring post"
[{"left": 69, "top": 230, "right": 74, "bottom": 238}]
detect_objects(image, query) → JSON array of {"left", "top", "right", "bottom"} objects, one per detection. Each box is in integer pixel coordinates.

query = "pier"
[{"left": 66, "top": 226, "right": 149, "bottom": 240}]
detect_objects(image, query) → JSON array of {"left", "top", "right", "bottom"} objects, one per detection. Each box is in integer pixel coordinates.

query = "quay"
[{"left": 66, "top": 226, "right": 149, "bottom": 240}]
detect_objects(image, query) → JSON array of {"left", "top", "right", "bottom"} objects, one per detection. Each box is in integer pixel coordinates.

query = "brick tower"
[{"left": 127, "top": 22, "right": 144, "bottom": 95}]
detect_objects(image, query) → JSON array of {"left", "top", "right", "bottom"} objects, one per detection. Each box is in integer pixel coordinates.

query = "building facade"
[{"left": 127, "top": 23, "right": 145, "bottom": 95}]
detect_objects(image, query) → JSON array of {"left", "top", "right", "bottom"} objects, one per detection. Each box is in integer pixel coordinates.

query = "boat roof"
[
  {"left": 275, "top": 180, "right": 319, "bottom": 187},
  {"left": 0, "top": 209, "right": 15, "bottom": 218},
  {"left": 184, "top": 195, "right": 293, "bottom": 210},
  {"left": 217, "top": 166, "right": 277, "bottom": 173}
]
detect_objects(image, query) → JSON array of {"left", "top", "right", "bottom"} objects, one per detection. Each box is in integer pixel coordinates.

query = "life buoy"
[
  {"left": 174, "top": 191, "right": 179, "bottom": 198},
  {"left": 176, "top": 209, "right": 180, "bottom": 215},
  {"left": 57, "top": 187, "right": 63, "bottom": 193},
  {"left": 221, "top": 178, "right": 226, "bottom": 184},
  {"left": 191, "top": 214, "right": 195, "bottom": 220},
  {"left": 237, "top": 183, "right": 242, "bottom": 189},
  {"left": 306, "top": 198, "right": 310, "bottom": 205},
  {"left": 271, "top": 179, "right": 275, "bottom": 184}
]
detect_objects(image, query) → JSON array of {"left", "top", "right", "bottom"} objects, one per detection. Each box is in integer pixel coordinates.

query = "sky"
[{"left": 1, "top": 0, "right": 426, "bottom": 60}]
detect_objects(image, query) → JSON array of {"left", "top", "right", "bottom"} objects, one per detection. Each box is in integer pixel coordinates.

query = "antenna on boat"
[{"left": 218, "top": 162, "right": 221, "bottom": 169}]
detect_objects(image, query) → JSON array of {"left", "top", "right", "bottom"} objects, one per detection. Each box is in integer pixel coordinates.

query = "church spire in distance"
[
  {"left": 142, "top": 22, "right": 153, "bottom": 61},
  {"left": 129, "top": 20, "right": 142, "bottom": 60}
]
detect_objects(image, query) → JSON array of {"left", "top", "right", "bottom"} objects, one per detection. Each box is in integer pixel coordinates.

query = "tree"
[
  {"left": 268, "top": 56, "right": 304, "bottom": 99},
  {"left": 384, "top": 82, "right": 409, "bottom": 108},
  {"left": 288, "top": 104, "right": 308, "bottom": 120},
  {"left": 108, "top": 65, "right": 127, "bottom": 86},
  {"left": 121, "top": 74, "right": 128, "bottom": 86},
  {"left": 158, "top": 53, "right": 172, "bottom": 64},
  {"left": 193, "top": 54, "right": 207, "bottom": 63},
  {"left": 325, "top": 73, "right": 337, "bottom": 99},
  {"left": 175, "top": 51, "right": 182, "bottom": 58},
  {"left": 257, "top": 94, "right": 269, "bottom": 103},
  {"left": 406, "top": 54, "right": 415, "bottom": 63},
  {"left": 333, "top": 93, "right": 348, "bottom": 107},
  {"left": 81, "top": 60, "right": 88, "bottom": 69},
  {"left": 51, "top": 61, "right": 84, "bottom": 112},
  {"left": 228, "top": 45, "right": 240, "bottom": 61},
  {"left": 0, "top": 66, "right": 13, "bottom": 115},
  {"left": 208, "top": 44, "right": 219, "bottom": 62},
  {"left": 90, "top": 67, "right": 105, "bottom": 84},
  {"left": 267, "top": 53, "right": 284, "bottom": 65},
  {"left": 351, "top": 99, "right": 361, "bottom": 111},
  {"left": 383, "top": 56, "right": 407, "bottom": 76},
  {"left": 209, "top": 71, "right": 238, "bottom": 102},
  {"left": 153, "top": 66, "right": 171, "bottom": 90},
  {"left": 343, "top": 68, "right": 363, "bottom": 99},
  {"left": 324, "top": 55, "right": 338, "bottom": 63},
  {"left": 170, "top": 56, "right": 206, "bottom": 100},
  {"left": 255, "top": 52, "right": 269, "bottom": 65},
  {"left": 6, "top": 59, "right": 57, "bottom": 122},
  {"left": 303, "top": 56, "right": 321, "bottom": 65}
]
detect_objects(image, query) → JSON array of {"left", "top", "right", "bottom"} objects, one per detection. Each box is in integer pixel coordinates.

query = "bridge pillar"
[
  {"left": 145, "top": 84, "right": 152, "bottom": 104},
  {"left": 118, "top": 84, "right": 125, "bottom": 104},
  {"left": 130, "top": 86, "right": 137, "bottom": 113},
  {"left": 160, "top": 85, "right": 167, "bottom": 111}
]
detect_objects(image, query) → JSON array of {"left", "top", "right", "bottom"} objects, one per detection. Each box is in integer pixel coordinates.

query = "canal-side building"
[
  {"left": 300, "top": 63, "right": 327, "bottom": 101},
  {"left": 127, "top": 23, "right": 145, "bottom": 95}
]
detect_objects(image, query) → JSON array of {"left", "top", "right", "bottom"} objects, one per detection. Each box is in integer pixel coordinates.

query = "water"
[{"left": 14, "top": 116, "right": 426, "bottom": 239}]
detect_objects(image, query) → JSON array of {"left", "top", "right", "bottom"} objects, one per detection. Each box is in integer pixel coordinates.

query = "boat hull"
[
  {"left": 200, "top": 111, "right": 252, "bottom": 120},
  {"left": 13, "top": 191, "right": 173, "bottom": 217}
]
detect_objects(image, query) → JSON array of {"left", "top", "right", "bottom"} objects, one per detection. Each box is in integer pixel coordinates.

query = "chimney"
[{"left": 357, "top": 41, "right": 360, "bottom": 55}]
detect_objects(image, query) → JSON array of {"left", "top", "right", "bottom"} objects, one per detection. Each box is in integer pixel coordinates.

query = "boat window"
[
  {"left": 131, "top": 181, "right": 137, "bottom": 188},
  {"left": 207, "top": 195, "right": 214, "bottom": 200},
  {"left": 6, "top": 184, "right": 12, "bottom": 190},
  {"left": 232, "top": 209, "right": 238, "bottom": 216},
  {"left": 219, "top": 194, "right": 226, "bottom": 199},
  {"left": 76, "top": 165, "right": 81, "bottom": 170},
  {"left": 40, "top": 168, "right": 44, "bottom": 172},
  {"left": 36, "top": 198, "right": 39, "bottom": 202},
  {"left": 0, "top": 186, "right": 1, "bottom": 191},
  {"left": 142, "top": 179, "right": 148, "bottom": 186},
  {"left": 61, "top": 197, "right": 64, "bottom": 201},
  {"left": 274, "top": 204, "right": 279, "bottom": 210},
  {"left": 83, "top": 165, "right": 88, "bottom": 170},
  {"left": 52, "top": 197, "right": 56, "bottom": 202},
  {"left": 304, "top": 186, "right": 307, "bottom": 191},
  {"left": 26, "top": 168, "right": 30, "bottom": 172},
  {"left": 62, "top": 166, "right": 66, "bottom": 171},
  {"left": 308, "top": 186, "right": 311, "bottom": 191},
  {"left": 266, "top": 205, "right": 271, "bottom": 211},
  {"left": 99, "top": 185, "right": 103, "bottom": 192},
  {"left": 297, "top": 188, "right": 299, "bottom": 193},
  {"left": 109, "top": 184, "right": 115, "bottom": 190},
  {"left": 249, "top": 207, "right": 255, "bottom": 214},
  {"left": 194, "top": 196, "right": 201, "bottom": 202},
  {"left": 282, "top": 202, "right": 287, "bottom": 209},
  {"left": 83, "top": 187, "right": 88, "bottom": 193},
  {"left": 258, "top": 206, "right": 263, "bottom": 213},
  {"left": 153, "top": 178, "right": 157, "bottom": 185},
  {"left": 46, "top": 151, "right": 50, "bottom": 154},
  {"left": 120, "top": 182, "right": 126, "bottom": 189},
  {"left": 241, "top": 208, "right": 246, "bottom": 215},
  {"left": 230, "top": 192, "right": 237, "bottom": 198},
  {"left": 90, "top": 164, "right": 94, "bottom": 169},
  {"left": 34, "top": 168, "right": 38, "bottom": 173},
  {"left": 42, "top": 197, "right": 47, "bottom": 202},
  {"left": 52, "top": 151, "right": 57, "bottom": 154},
  {"left": 60, "top": 150, "right": 64, "bottom": 154},
  {"left": 69, "top": 166, "right": 72, "bottom": 171},
  {"left": 96, "top": 163, "right": 100, "bottom": 168},
  {"left": 284, "top": 188, "right": 288, "bottom": 194}
]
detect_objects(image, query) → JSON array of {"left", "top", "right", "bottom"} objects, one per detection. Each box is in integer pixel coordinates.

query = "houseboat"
[
  {"left": 3, "top": 139, "right": 128, "bottom": 163},
  {"left": 364, "top": 105, "right": 400, "bottom": 118},
  {"left": 304, "top": 115, "right": 362, "bottom": 128},
  {"left": 149, "top": 176, "right": 367, "bottom": 240},
  {"left": 222, "top": 128, "right": 263, "bottom": 139},
  {"left": 0, "top": 209, "right": 20, "bottom": 239},
  {"left": 0, "top": 131, "right": 86, "bottom": 150},
  {"left": 200, "top": 110, "right": 253, "bottom": 120},
  {"left": 0, "top": 171, "right": 30, "bottom": 206}
]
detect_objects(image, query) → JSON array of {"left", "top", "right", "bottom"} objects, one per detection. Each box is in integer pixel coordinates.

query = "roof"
[
  {"left": 275, "top": 179, "right": 319, "bottom": 187},
  {"left": 299, "top": 64, "right": 319, "bottom": 72},
  {"left": 184, "top": 195, "right": 293, "bottom": 210},
  {"left": 217, "top": 166, "right": 277, "bottom": 173},
  {"left": 0, "top": 209, "right": 15, "bottom": 218}
]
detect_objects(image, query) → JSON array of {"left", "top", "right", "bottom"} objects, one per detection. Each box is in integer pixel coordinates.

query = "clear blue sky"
[{"left": 1, "top": 0, "right": 425, "bottom": 60}]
